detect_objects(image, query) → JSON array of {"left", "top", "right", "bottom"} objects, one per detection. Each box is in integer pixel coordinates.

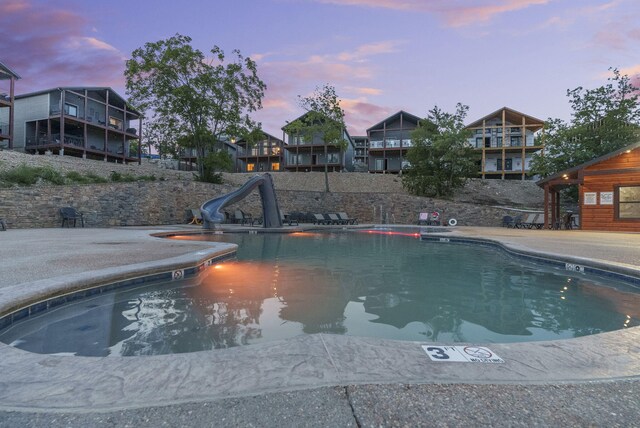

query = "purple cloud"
[
  {"left": 313, "top": 0, "right": 550, "bottom": 27},
  {"left": 0, "top": 0, "right": 126, "bottom": 93}
]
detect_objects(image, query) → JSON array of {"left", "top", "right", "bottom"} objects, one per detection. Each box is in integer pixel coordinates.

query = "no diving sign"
[{"left": 422, "top": 345, "right": 504, "bottom": 363}]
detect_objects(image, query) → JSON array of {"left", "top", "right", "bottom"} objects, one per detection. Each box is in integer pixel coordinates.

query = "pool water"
[{"left": 1, "top": 231, "right": 638, "bottom": 356}]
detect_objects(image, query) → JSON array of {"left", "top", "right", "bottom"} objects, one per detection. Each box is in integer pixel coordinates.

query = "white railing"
[
  {"left": 370, "top": 140, "right": 384, "bottom": 148},
  {"left": 386, "top": 139, "right": 400, "bottom": 148}
]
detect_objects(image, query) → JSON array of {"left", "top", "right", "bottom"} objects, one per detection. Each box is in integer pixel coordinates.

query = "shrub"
[
  {"left": 0, "top": 164, "right": 64, "bottom": 186},
  {"left": 85, "top": 173, "right": 109, "bottom": 183}
]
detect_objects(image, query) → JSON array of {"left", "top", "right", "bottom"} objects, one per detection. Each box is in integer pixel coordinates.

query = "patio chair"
[
  {"left": 313, "top": 213, "right": 331, "bottom": 225},
  {"left": 280, "top": 210, "right": 299, "bottom": 226},
  {"left": 60, "top": 207, "right": 84, "bottom": 228},
  {"left": 512, "top": 215, "right": 524, "bottom": 228},
  {"left": 338, "top": 212, "right": 358, "bottom": 225},
  {"left": 562, "top": 212, "right": 576, "bottom": 230},
  {"left": 234, "top": 209, "right": 253, "bottom": 226},
  {"left": 531, "top": 214, "right": 545, "bottom": 229},
  {"left": 188, "top": 208, "right": 202, "bottom": 225},
  {"left": 501, "top": 215, "right": 515, "bottom": 228},
  {"left": 327, "top": 213, "right": 347, "bottom": 225},
  {"left": 519, "top": 213, "right": 537, "bottom": 229}
]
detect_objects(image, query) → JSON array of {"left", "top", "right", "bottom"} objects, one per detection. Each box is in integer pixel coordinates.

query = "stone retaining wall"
[{"left": 0, "top": 181, "right": 518, "bottom": 229}]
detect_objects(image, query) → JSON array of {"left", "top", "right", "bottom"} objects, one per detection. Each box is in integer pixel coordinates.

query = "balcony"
[
  {"left": 385, "top": 139, "right": 400, "bottom": 148},
  {"left": 369, "top": 140, "right": 384, "bottom": 149}
]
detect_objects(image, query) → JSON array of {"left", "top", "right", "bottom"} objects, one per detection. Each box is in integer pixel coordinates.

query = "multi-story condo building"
[
  {"left": 12, "top": 87, "right": 142, "bottom": 163},
  {"left": 179, "top": 138, "right": 237, "bottom": 171},
  {"left": 0, "top": 61, "right": 20, "bottom": 149},
  {"left": 282, "top": 112, "right": 355, "bottom": 172},
  {"left": 366, "top": 111, "right": 421, "bottom": 173},
  {"left": 465, "top": 107, "right": 544, "bottom": 179},
  {"left": 235, "top": 132, "right": 284, "bottom": 172},
  {"left": 351, "top": 135, "right": 369, "bottom": 170}
]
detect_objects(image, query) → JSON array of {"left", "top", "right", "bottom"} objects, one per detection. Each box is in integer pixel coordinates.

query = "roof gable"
[
  {"left": 15, "top": 87, "right": 142, "bottom": 116},
  {"left": 0, "top": 61, "right": 21, "bottom": 80},
  {"left": 366, "top": 110, "right": 421, "bottom": 132},
  {"left": 466, "top": 106, "right": 544, "bottom": 130},
  {"left": 536, "top": 141, "right": 640, "bottom": 187}
]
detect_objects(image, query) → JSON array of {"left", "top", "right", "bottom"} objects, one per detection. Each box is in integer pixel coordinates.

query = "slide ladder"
[{"left": 200, "top": 173, "right": 283, "bottom": 229}]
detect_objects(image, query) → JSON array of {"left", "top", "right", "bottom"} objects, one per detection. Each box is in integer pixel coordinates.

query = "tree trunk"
[
  {"left": 197, "top": 145, "right": 206, "bottom": 179},
  {"left": 324, "top": 142, "right": 330, "bottom": 192}
]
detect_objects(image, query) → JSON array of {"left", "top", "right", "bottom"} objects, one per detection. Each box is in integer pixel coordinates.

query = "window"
[
  {"left": 475, "top": 137, "right": 482, "bottom": 148},
  {"left": 271, "top": 162, "right": 280, "bottom": 171},
  {"left": 326, "top": 153, "right": 339, "bottom": 164},
  {"left": 247, "top": 163, "right": 255, "bottom": 172},
  {"left": 109, "top": 117, "right": 122, "bottom": 130},
  {"left": 510, "top": 136, "right": 522, "bottom": 147},
  {"left": 497, "top": 136, "right": 503, "bottom": 146},
  {"left": 64, "top": 103, "right": 78, "bottom": 117},
  {"left": 497, "top": 159, "right": 502, "bottom": 170},
  {"left": 618, "top": 186, "right": 640, "bottom": 219}
]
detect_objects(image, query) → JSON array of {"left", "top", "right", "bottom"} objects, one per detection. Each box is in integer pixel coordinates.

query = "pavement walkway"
[{"left": 0, "top": 225, "right": 638, "bottom": 427}]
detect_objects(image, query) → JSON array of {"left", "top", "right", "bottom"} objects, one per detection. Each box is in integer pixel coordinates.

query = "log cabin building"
[{"left": 537, "top": 142, "right": 640, "bottom": 232}]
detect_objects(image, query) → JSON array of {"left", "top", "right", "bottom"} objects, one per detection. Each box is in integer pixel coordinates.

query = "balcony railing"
[
  {"left": 385, "top": 139, "right": 400, "bottom": 148},
  {"left": 369, "top": 140, "right": 384, "bottom": 149},
  {"left": 26, "top": 133, "right": 85, "bottom": 147}
]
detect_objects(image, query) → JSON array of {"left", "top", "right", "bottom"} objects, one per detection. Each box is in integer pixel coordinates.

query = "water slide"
[{"left": 200, "top": 173, "right": 283, "bottom": 229}]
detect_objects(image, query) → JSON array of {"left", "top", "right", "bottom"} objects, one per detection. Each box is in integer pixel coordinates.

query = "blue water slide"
[{"left": 200, "top": 173, "right": 283, "bottom": 229}]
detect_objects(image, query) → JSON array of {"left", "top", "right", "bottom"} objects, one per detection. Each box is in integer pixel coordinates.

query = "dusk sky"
[{"left": 2, "top": 0, "right": 639, "bottom": 137}]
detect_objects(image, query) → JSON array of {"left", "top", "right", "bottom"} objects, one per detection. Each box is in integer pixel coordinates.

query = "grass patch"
[
  {"left": 0, "top": 164, "right": 162, "bottom": 187},
  {"left": 0, "top": 164, "right": 65, "bottom": 186}
]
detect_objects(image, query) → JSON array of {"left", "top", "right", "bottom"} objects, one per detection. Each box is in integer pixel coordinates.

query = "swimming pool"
[{"left": 1, "top": 230, "right": 638, "bottom": 356}]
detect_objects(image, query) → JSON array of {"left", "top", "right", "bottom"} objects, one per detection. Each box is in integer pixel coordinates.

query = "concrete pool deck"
[{"left": 0, "top": 225, "right": 639, "bottom": 426}]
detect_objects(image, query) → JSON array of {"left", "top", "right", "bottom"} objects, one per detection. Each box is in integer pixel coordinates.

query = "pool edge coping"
[{"left": 0, "top": 226, "right": 638, "bottom": 412}]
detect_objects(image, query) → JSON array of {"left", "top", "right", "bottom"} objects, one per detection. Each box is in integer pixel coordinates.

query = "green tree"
[
  {"left": 124, "top": 33, "right": 266, "bottom": 180},
  {"left": 531, "top": 68, "right": 640, "bottom": 178},
  {"left": 143, "top": 116, "right": 181, "bottom": 159},
  {"left": 402, "top": 103, "right": 478, "bottom": 197},
  {"left": 285, "top": 84, "right": 347, "bottom": 192}
]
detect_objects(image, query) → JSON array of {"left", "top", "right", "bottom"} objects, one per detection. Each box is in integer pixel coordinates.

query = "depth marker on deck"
[{"left": 422, "top": 345, "right": 504, "bottom": 363}]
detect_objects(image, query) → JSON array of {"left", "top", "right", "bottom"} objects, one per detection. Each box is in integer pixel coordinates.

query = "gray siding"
[{"left": 14, "top": 94, "right": 49, "bottom": 150}]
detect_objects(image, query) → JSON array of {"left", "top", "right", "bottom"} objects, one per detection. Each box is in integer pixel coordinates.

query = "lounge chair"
[
  {"left": 188, "top": 208, "right": 202, "bottom": 225},
  {"left": 512, "top": 215, "right": 524, "bottom": 228},
  {"left": 519, "top": 213, "right": 537, "bottom": 229},
  {"left": 338, "top": 212, "right": 358, "bottom": 225},
  {"left": 234, "top": 209, "right": 253, "bottom": 225},
  {"left": 531, "top": 213, "right": 545, "bottom": 229},
  {"left": 280, "top": 210, "right": 299, "bottom": 226},
  {"left": 327, "top": 213, "right": 347, "bottom": 225},
  {"left": 313, "top": 213, "right": 331, "bottom": 225},
  {"left": 60, "top": 207, "right": 84, "bottom": 228}
]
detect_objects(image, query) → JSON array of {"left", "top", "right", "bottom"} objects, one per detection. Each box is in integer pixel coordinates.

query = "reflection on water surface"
[{"left": 1, "top": 231, "right": 638, "bottom": 356}]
